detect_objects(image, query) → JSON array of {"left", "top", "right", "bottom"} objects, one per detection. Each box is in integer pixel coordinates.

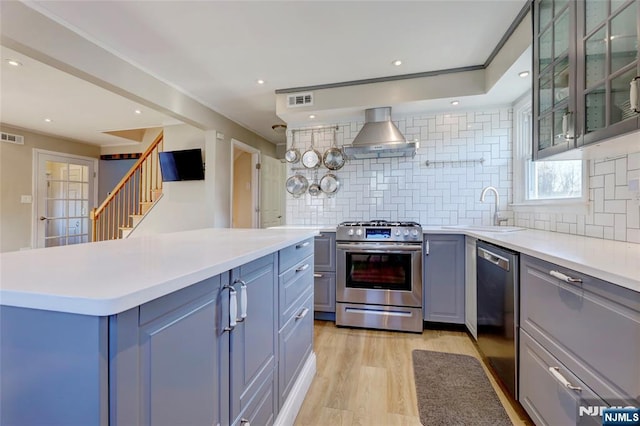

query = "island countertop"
[{"left": 0, "top": 228, "right": 318, "bottom": 316}]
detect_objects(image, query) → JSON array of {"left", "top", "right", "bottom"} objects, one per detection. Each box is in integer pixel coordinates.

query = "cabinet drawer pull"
[
  {"left": 295, "top": 307, "right": 310, "bottom": 320},
  {"left": 561, "top": 111, "right": 576, "bottom": 140},
  {"left": 548, "top": 367, "right": 582, "bottom": 392},
  {"left": 630, "top": 77, "right": 639, "bottom": 113},
  {"left": 296, "top": 241, "right": 310, "bottom": 249},
  {"left": 550, "top": 270, "right": 583, "bottom": 284},
  {"left": 296, "top": 263, "right": 310, "bottom": 272},
  {"left": 240, "top": 419, "right": 250, "bottom": 426},
  {"left": 234, "top": 279, "right": 248, "bottom": 322},
  {"left": 313, "top": 273, "right": 323, "bottom": 278},
  {"left": 222, "top": 284, "right": 237, "bottom": 332}
]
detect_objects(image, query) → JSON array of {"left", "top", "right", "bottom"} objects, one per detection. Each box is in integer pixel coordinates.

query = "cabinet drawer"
[
  {"left": 313, "top": 271, "right": 336, "bottom": 313},
  {"left": 233, "top": 368, "right": 276, "bottom": 426},
  {"left": 314, "top": 232, "right": 336, "bottom": 272},
  {"left": 520, "top": 255, "right": 640, "bottom": 404},
  {"left": 279, "top": 254, "right": 313, "bottom": 327},
  {"left": 278, "top": 293, "right": 314, "bottom": 408},
  {"left": 279, "top": 238, "right": 314, "bottom": 273},
  {"left": 519, "top": 329, "right": 602, "bottom": 426}
]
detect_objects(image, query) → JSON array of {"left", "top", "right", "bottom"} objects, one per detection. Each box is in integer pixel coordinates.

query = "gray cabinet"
[
  {"left": 277, "top": 241, "right": 314, "bottom": 409},
  {"left": 576, "top": 0, "right": 640, "bottom": 146},
  {"left": 230, "top": 254, "right": 278, "bottom": 426},
  {"left": 1, "top": 247, "right": 313, "bottom": 426},
  {"left": 533, "top": 0, "right": 640, "bottom": 159},
  {"left": 314, "top": 232, "right": 336, "bottom": 313},
  {"left": 464, "top": 236, "right": 478, "bottom": 339},
  {"left": 519, "top": 254, "right": 640, "bottom": 424},
  {"left": 423, "top": 234, "right": 465, "bottom": 324},
  {"left": 110, "top": 275, "right": 228, "bottom": 426},
  {"left": 533, "top": 0, "right": 579, "bottom": 159}
]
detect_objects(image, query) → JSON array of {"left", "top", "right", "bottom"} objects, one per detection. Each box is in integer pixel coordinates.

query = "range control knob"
[
  {"left": 411, "top": 229, "right": 419, "bottom": 237},
  {"left": 395, "top": 229, "right": 401, "bottom": 236},
  {"left": 356, "top": 229, "right": 363, "bottom": 236},
  {"left": 403, "top": 229, "right": 409, "bottom": 236},
  {"left": 348, "top": 229, "right": 354, "bottom": 236}
]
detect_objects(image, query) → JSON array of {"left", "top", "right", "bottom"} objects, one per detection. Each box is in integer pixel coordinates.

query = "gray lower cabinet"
[
  {"left": 314, "top": 232, "right": 336, "bottom": 313},
  {"left": 0, "top": 247, "right": 311, "bottom": 426},
  {"left": 519, "top": 254, "right": 640, "bottom": 425},
  {"left": 110, "top": 275, "right": 228, "bottom": 426},
  {"left": 423, "top": 234, "right": 465, "bottom": 324},
  {"left": 464, "top": 236, "right": 477, "bottom": 339},
  {"left": 277, "top": 241, "right": 314, "bottom": 409},
  {"left": 230, "top": 254, "right": 278, "bottom": 426}
]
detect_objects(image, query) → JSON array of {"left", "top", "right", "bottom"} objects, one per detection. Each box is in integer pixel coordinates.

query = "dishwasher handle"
[{"left": 477, "top": 246, "right": 510, "bottom": 271}]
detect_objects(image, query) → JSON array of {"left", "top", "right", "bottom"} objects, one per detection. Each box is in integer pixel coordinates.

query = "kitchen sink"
[{"left": 442, "top": 225, "right": 525, "bottom": 233}]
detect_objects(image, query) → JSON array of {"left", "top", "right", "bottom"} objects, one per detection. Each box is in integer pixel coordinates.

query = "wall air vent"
[
  {"left": 287, "top": 92, "right": 313, "bottom": 108},
  {"left": 1, "top": 132, "right": 24, "bottom": 145}
]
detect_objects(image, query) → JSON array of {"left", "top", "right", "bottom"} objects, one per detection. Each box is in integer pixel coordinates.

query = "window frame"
[{"left": 512, "top": 93, "right": 590, "bottom": 213}]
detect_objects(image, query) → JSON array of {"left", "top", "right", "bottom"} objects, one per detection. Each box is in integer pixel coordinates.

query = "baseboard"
[{"left": 273, "top": 352, "right": 316, "bottom": 426}]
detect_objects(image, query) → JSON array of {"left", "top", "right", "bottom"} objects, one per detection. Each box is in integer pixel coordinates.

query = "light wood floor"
[{"left": 294, "top": 320, "right": 530, "bottom": 426}]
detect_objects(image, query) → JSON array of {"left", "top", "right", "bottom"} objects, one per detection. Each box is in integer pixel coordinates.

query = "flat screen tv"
[{"left": 158, "top": 148, "right": 205, "bottom": 181}]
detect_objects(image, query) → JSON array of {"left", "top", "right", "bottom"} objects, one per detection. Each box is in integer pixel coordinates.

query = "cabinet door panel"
[
  {"left": 314, "top": 272, "right": 336, "bottom": 313},
  {"left": 230, "top": 254, "right": 278, "bottom": 424},
  {"left": 423, "top": 234, "right": 465, "bottom": 324},
  {"left": 519, "top": 329, "right": 602, "bottom": 426},
  {"left": 314, "top": 232, "right": 336, "bottom": 272},
  {"left": 119, "top": 276, "right": 225, "bottom": 426}
]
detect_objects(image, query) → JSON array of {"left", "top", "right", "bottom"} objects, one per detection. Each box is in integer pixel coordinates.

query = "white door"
[
  {"left": 34, "top": 150, "right": 97, "bottom": 248},
  {"left": 260, "top": 155, "right": 285, "bottom": 228},
  {"left": 230, "top": 140, "right": 260, "bottom": 228}
]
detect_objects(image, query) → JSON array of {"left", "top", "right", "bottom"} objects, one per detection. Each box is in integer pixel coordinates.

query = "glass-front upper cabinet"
[
  {"left": 577, "top": 0, "right": 640, "bottom": 145},
  {"left": 534, "top": 0, "right": 579, "bottom": 159}
]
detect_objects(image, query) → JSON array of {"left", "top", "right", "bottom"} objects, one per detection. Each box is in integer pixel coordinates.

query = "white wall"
[
  {"left": 514, "top": 153, "right": 640, "bottom": 243},
  {"left": 286, "top": 107, "right": 514, "bottom": 226},
  {"left": 131, "top": 124, "right": 213, "bottom": 236}
]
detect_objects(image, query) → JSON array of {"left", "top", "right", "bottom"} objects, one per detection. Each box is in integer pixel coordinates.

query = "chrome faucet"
[{"left": 480, "top": 186, "right": 508, "bottom": 226}]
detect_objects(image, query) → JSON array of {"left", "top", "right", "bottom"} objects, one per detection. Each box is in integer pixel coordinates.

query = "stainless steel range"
[{"left": 336, "top": 220, "right": 423, "bottom": 333}]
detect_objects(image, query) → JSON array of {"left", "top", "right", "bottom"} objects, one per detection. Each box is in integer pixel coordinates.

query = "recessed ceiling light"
[
  {"left": 450, "top": 100, "right": 460, "bottom": 106},
  {"left": 257, "top": 79, "right": 265, "bottom": 85},
  {"left": 44, "top": 118, "right": 52, "bottom": 123},
  {"left": 6, "top": 59, "right": 22, "bottom": 67},
  {"left": 518, "top": 71, "right": 530, "bottom": 78},
  {"left": 392, "top": 59, "right": 402, "bottom": 66},
  {"left": 134, "top": 109, "right": 142, "bottom": 114},
  {"left": 309, "top": 114, "right": 316, "bottom": 119}
]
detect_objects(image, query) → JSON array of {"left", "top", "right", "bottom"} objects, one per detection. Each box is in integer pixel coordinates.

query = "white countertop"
[
  {"left": 422, "top": 226, "right": 640, "bottom": 293},
  {"left": 271, "top": 224, "right": 639, "bottom": 292},
  {"left": 0, "top": 228, "right": 318, "bottom": 316}
]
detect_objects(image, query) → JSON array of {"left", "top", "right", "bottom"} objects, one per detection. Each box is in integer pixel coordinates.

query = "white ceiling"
[{"left": 1, "top": 0, "right": 531, "bottom": 146}]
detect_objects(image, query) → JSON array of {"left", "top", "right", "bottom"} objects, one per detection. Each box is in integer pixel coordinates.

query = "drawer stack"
[
  {"left": 519, "top": 254, "right": 640, "bottom": 425},
  {"left": 277, "top": 238, "right": 314, "bottom": 408}
]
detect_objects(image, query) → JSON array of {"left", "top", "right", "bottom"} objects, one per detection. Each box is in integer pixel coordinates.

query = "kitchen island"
[{"left": 0, "top": 227, "right": 318, "bottom": 426}]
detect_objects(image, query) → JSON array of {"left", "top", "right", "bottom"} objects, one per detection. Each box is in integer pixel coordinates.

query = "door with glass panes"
[
  {"left": 577, "top": 0, "right": 640, "bottom": 145},
  {"left": 34, "top": 151, "right": 96, "bottom": 248}
]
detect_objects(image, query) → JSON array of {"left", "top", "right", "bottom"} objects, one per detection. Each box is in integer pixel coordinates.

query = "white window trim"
[{"left": 511, "top": 93, "right": 590, "bottom": 214}]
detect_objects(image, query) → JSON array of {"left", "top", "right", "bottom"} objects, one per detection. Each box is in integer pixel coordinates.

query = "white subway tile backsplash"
[{"left": 285, "top": 108, "right": 639, "bottom": 243}]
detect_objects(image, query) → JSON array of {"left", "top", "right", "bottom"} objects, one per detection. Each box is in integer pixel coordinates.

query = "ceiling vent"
[
  {"left": 1, "top": 132, "right": 24, "bottom": 145},
  {"left": 287, "top": 92, "right": 313, "bottom": 108}
]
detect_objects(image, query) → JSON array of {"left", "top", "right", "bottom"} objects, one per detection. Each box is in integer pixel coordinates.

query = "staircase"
[{"left": 90, "top": 132, "right": 164, "bottom": 242}]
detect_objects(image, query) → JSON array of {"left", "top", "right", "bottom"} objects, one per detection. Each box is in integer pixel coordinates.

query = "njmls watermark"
[{"left": 578, "top": 399, "right": 640, "bottom": 426}]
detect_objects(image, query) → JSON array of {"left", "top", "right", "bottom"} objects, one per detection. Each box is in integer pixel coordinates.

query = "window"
[{"left": 513, "top": 94, "right": 586, "bottom": 205}]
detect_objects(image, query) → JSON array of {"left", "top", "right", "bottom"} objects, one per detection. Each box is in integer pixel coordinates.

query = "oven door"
[{"left": 336, "top": 242, "right": 422, "bottom": 307}]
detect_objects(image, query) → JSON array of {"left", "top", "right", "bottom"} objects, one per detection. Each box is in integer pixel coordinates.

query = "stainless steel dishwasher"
[{"left": 476, "top": 241, "right": 519, "bottom": 400}]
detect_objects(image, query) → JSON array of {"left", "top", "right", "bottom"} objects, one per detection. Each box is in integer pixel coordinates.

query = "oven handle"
[{"left": 336, "top": 243, "right": 422, "bottom": 252}]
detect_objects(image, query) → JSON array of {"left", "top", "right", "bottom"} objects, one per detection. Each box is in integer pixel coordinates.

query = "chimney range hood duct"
[{"left": 343, "top": 107, "right": 418, "bottom": 159}]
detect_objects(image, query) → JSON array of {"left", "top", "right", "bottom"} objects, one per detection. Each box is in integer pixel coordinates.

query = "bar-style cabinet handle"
[
  {"left": 296, "top": 263, "right": 310, "bottom": 272},
  {"left": 549, "top": 367, "right": 582, "bottom": 392},
  {"left": 295, "top": 307, "right": 310, "bottom": 320},
  {"left": 550, "top": 270, "right": 583, "bottom": 284},
  {"left": 296, "top": 241, "right": 310, "bottom": 249},
  {"left": 631, "top": 77, "right": 639, "bottom": 113},
  {"left": 313, "top": 273, "right": 323, "bottom": 278}
]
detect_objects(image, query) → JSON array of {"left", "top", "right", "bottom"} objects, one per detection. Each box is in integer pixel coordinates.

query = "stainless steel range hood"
[{"left": 343, "top": 107, "right": 418, "bottom": 159}]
